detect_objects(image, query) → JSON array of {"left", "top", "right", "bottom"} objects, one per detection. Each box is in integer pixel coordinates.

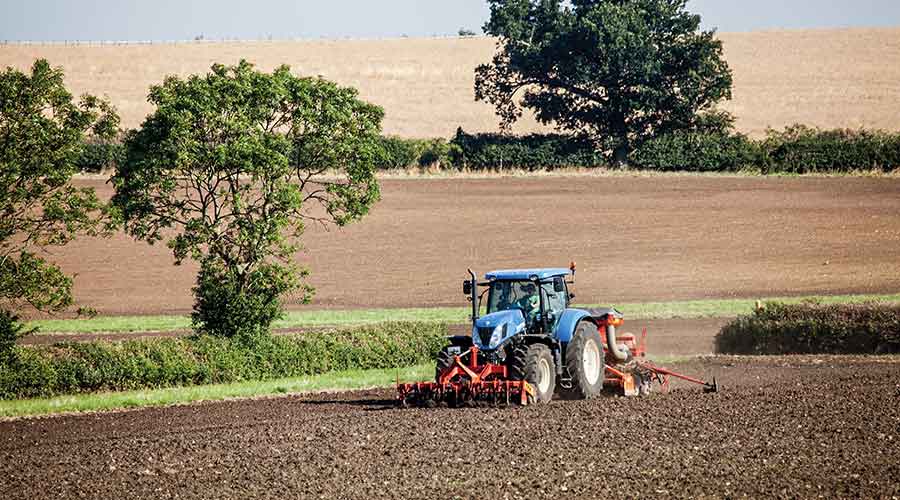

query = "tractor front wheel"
[
  {"left": 509, "top": 343, "right": 556, "bottom": 404},
  {"left": 559, "top": 321, "right": 605, "bottom": 400}
]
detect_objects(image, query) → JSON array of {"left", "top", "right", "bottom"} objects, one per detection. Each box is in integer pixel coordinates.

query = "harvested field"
[
  {"left": 41, "top": 175, "right": 900, "bottom": 317},
  {"left": 3, "top": 28, "right": 900, "bottom": 137},
  {"left": 1, "top": 355, "right": 898, "bottom": 499}
]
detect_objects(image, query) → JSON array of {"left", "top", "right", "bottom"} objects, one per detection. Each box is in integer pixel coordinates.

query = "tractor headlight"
[{"left": 489, "top": 324, "right": 506, "bottom": 348}]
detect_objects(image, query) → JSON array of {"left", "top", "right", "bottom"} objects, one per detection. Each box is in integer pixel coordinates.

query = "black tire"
[
  {"left": 434, "top": 346, "right": 455, "bottom": 381},
  {"left": 506, "top": 343, "right": 527, "bottom": 379},
  {"left": 508, "top": 343, "right": 556, "bottom": 404},
  {"left": 559, "top": 321, "right": 605, "bottom": 400}
]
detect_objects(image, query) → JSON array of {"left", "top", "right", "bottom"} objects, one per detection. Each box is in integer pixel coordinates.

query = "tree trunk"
[
  {"left": 610, "top": 109, "right": 630, "bottom": 169},
  {"left": 612, "top": 143, "right": 629, "bottom": 169}
]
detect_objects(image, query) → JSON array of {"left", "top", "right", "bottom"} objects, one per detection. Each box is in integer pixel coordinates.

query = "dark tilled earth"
[{"left": 2, "top": 356, "right": 899, "bottom": 499}]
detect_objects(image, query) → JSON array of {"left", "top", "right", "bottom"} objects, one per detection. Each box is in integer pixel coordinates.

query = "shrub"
[
  {"left": 375, "top": 136, "right": 461, "bottom": 170},
  {"left": 450, "top": 128, "right": 604, "bottom": 170},
  {"left": 0, "top": 310, "right": 30, "bottom": 365},
  {"left": 376, "top": 136, "right": 424, "bottom": 169},
  {"left": 191, "top": 259, "right": 301, "bottom": 338},
  {"left": 74, "top": 140, "right": 125, "bottom": 173},
  {"left": 762, "top": 125, "right": 900, "bottom": 173},
  {"left": 0, "top": 321, "right": 448, "bottom": 399},
  {"left": 418, "top": 138, "right": 459, "bottom": 168},
  {"left": 630, "top": 131, "right": 760, "bottom": 172},
  {"left": 715, "top": 302, "right": 900, "bottom": 355}
]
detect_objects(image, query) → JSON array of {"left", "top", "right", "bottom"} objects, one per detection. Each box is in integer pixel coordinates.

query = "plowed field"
[
  {"left": 45, "top": 175, "right": 900, "bottom": 317},
  {"left": 2, "top": 356, "right": 898, "bottom": 499}
]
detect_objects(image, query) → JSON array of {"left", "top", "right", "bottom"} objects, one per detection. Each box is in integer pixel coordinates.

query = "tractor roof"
[{"left": 485, "top": 268, "right": 571, "bottom": 281}]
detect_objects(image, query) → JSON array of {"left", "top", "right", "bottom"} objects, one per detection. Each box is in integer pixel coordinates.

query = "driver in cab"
[{"left": 516, "top": 283, "right": 540, "bottom": 323}]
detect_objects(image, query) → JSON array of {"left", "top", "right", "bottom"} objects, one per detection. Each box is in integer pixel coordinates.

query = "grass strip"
[
  {"left": 0, "top": 363, "right": 433, "bottom": 419},
  {"left": 0, "top": 354, "right": 694, "bottom": 419},
  {"left": 28, "top": 292, "right": 900, "bottom": 335}
]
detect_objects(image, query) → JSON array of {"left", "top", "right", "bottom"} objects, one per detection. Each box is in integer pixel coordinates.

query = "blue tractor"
[{"left": 398, "top": 264, "right": 718, "bottom": 406}]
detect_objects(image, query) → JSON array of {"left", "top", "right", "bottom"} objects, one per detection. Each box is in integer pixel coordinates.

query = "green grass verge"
[
  {"left": 0, "top": 363, "right": 433, "bottom": 419},
  {"left": 28, "top": 293, "right": 900, "bottom": 335}
]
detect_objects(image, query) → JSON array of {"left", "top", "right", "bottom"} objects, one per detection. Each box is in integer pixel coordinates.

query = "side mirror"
[
  {"left": 553, "top": 277, "right": 565, "bottom": 293},
  {"left": 463, "top": 280, "right": 472, "bottom": 296}
]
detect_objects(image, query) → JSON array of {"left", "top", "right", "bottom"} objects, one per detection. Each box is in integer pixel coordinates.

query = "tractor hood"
[{"left": 472, "top": 310, "right": 526, "bottom": 350}]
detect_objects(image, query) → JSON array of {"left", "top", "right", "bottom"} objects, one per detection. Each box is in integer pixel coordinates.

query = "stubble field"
[{"left": 2, "top": 28, "right": 900, "bottom": 137}]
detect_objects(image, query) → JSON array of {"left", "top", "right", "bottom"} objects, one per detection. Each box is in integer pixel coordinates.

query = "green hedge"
[
  {"left": 82, "top": 126, "right": 900, "bottom": 174},
  {"left": 74, "top": 141, "right": 125, "bottom": 173},
  {"left": 715, "top": 302, "right": 900, "bottom": 355},
  {"left": 449, "top": 128, "right": 604, "bottom": 170},
  {"left": 761, "top": 125, "right": 900, "bottom": 173},
  {"left": 376, "top": 136, "right": 459, "bottom": 169},
  {"left": 630, "top": 131, "right": 760, "bottom": 172},
  {"left": 0, "top": 322, "right": 448, "bottom": 400}
]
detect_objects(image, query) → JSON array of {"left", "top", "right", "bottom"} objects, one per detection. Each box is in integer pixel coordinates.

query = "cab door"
[{"left": 541, "top": 278, "right": 568, "bottom": 329}]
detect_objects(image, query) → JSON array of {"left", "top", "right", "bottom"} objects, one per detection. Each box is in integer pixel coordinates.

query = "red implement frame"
[
  {"left": 599, "top": 324, "right": 719, "bottom": 395},
  {"left": 397, "top": 345, "right": 535, "bottom": 406}
]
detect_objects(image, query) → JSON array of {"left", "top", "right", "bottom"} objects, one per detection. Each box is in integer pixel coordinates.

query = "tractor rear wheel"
[
  {"left": 508, "top": 343, "right": 556, "bottom": 404},
  {"left": 559, "top": 321, "right": 605, "bottom": 400}
]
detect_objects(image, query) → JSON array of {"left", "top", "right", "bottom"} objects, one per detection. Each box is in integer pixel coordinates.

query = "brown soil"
[
  {"left": 2, "top": 355, "right": 898, "bottom": 499},
  {"left": 38, "top": 176, "right": 900, "bottom": 317}
]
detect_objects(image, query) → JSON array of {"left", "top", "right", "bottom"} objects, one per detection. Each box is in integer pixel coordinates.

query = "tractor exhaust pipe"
[
  {"left": 605, "top": 324, "right": 630, "bottom": 362},
  {"left": 468, "top": 268, "right": 478, "bottom": 322}
]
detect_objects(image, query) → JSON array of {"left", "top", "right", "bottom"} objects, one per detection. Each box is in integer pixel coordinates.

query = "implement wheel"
[
  {"left": 559, "top": 321, "right": 604, "bottom": 400},
  {"left": 509, "top": 343, "right": 556, "bottom": 404}
]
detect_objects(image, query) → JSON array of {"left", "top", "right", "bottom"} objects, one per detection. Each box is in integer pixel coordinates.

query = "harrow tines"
[{"left": 397, "top": 380, "right": 534, "bottom": 408}]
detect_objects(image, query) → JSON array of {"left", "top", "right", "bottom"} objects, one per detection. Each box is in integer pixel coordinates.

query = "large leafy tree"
[
  {"left": 476, "top": 0, "right": 733, "bottom": 165},
  {"left": 111, "top": 61, "right": 383, "bottom": 337},
  {"left": 0, "top": 60, "right": 118, "bottom": 332}
]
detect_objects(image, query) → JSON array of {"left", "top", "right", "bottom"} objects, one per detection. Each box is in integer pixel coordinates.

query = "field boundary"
[
  {"left": 26, "top": 292, "right": 900, "bottom": 335},
  {"left": 71, "top": 168, "right": 900, "bottom": 182},
  {"left": 0, "top": 353, "right": 702, "bottom": 419},
  {"left": 0, "top": 363, "right": 434, "bottom": 419}
]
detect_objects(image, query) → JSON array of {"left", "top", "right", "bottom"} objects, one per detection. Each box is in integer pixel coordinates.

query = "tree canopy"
[
  {"left": 0, "top": 59, "right": 118, "bottom": 318},
  {"left": 111, "top": 60, "right": 384, "bottom": 337},
  {"left": 475, "top": 0, "right": 733, "bottom": 165}
]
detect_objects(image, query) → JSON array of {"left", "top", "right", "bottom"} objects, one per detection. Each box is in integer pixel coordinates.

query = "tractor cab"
[
  {"left": 485, "top": 276, "right": 569, "bottom": 333},
  {"left": 464, "top": 267, "right": 573, "bottom": 350}
]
